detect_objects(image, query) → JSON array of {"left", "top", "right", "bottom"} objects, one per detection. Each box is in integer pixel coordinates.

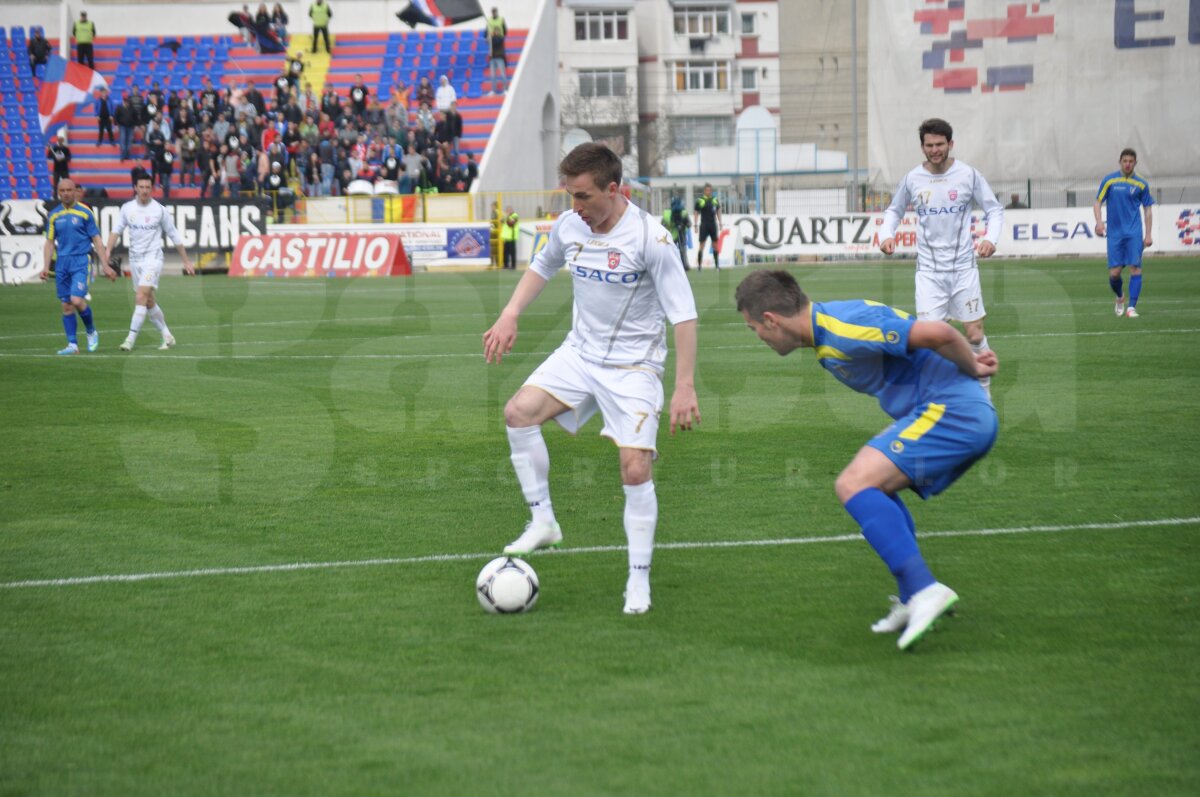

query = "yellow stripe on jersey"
[
  {"left": 815, "top": 311, "right": 886, "bottom": 342},
  {"left": 863, "top": 300, "right": 911, "bottom": 319},
  {"left": 1097, "top": 175, "right": 1148, "bottom": 203},
  {"left": 45, "top": 207, "right": 93, "bottom": 240},
  {"left": 816, "top": 345, "right": 851, "bottom": 361},
  {"left": 898, "top": 402, "right": 946, "bottom": 441}
]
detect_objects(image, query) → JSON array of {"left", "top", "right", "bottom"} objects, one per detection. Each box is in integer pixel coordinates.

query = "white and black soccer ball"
[{"left": 476, "top": 556, "right": 539, "bottom": 614}]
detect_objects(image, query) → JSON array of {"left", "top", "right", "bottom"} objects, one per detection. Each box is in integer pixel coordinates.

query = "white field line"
[
  {"left": 1, "top": 327, "right": 1199, "bottom": 360},
  {"left": 0, "top": 297, "right": 1196, "bottom": 343},
  {"left": 2, "top": 516, "right": 1195, "bottom": 590}
]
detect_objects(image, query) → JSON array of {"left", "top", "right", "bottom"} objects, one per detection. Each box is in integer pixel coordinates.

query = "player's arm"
[
  {"left": 974, "top": 173, "right": 1003, "bottom": 258},
  {"left": 878, "top": 179, "right": 910, "bottom": 254},
  {"left": 482, "top": 269, "right": 548, "bottom": 364},
  {"left": 669, "top": 319, "right": 700, "bottom": 435},
  {"left": 41, "top": 236, "right": 53, "bottom": 281},
  {"left": 908, "top": 320, "right": 997, "bottom": 378},
  {"left": 92, "top": 234, "right": 115, "bottom": 279},
  {"left": 1093, "top": 198, "right": 1106, "bottom": 237},
  {"left": 1143, "top": 204, "right": 1153, "bottom": 248},
  {"left": 161, "top": 209, "right": 195, "bottom": 274}
]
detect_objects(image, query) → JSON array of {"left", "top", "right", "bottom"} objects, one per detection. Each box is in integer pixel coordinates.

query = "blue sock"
[
  {"left": 1128, "top": 274, "right": 1142, "bottom": 307},
  {"left": 78, "top": 306, "right": 95, "bottom": 334},
  {"left": 1109, "top": 274, "right": 1123, "bottom": 298},
  {"left": 62, "top": 313, "right": 78, "bottom": 345},
  {"left": 888, "top": 492, "right": 917, "bottom": 540},
  {"left": 845, "top": 488, "right": 935, "bottom": 603}
]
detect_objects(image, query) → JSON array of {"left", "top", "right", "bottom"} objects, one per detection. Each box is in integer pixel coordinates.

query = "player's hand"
[
  {"left": 39, "top": 269, "right": 49, "bottom": 282},
  {"left": 976, "top": 240, "right": 996, "bottom": 258},
  {"left": 974, "top": 349, "right": 999, "bottom": 378},
  {"left": 1095, "top": 221, "right": 1106, "bottom": 237},
  {"left": 1144, "top": 234, "right": 1153, "bottom": 249},
  {"left": 879, "top": 237, "right": 896, "bottom": 255},
  {"left": 669, "top": 384, "right": 700, "bottom": 436},
  {"left": 183, "top": 260, "right": 196, "bottom": 276},
  {"left": 483, "top": 314, "right": 518, "bottom": 364},
  {"left": 102, "top": 264, "right": 117, "bottom": 281}
]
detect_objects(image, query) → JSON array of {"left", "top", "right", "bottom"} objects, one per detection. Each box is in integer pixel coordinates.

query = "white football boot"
[
  {"left": 158, "top": 334, "right": 177, "bottom": 350},
  {"left": 898, "top": 582, "right": 959, "bottom": 651},
  {"left": 871, "top": 595, "right": 910, "bottom": 634},
  {"left": 623, "top": 570, "right": 651, "bottom": 615},
  {"left": 503, "top": 519, "right": 562, "bottom": 555}
]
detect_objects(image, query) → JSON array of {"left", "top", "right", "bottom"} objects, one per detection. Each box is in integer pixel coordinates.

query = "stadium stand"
[{"left": 0, "top": 25, "right": 525, "bottom": 201}]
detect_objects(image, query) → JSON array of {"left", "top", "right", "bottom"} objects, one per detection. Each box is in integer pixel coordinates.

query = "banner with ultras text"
[{"left": 229, "top": 232, "right": 412, "bottom": 277}]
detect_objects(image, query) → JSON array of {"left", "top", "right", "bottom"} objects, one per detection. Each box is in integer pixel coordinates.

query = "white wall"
[{"left": 474, "top": 0, "right": 558, "bottom": 191}]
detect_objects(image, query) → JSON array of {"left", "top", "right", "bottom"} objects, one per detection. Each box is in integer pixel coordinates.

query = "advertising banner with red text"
[{"left": 230, "top": 232, "right": 411, "bottom": 277}]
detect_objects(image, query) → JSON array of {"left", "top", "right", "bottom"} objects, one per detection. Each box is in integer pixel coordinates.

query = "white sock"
[
  {"left": 147, "top": 303, "right": 168, "bottom": 331},
  {"left": 128, "top": 305, "right": 148, "bottom": 338},
  {"left": 507, "top": 425, "right": 555, "bottom": 524},
  {"left": 623, "top": 481, "right": 658, "bottom": 575},
  {"left": 971, "top": 336, "right": 992, "bottom": 388}
]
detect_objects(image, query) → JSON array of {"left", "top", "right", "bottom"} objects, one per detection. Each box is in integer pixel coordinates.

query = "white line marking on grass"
[
  {"left": 2, "top": 516, "right": 1195, "bottom": 590},
  {"left": 2, "top": 326, "right": 1199, "bottom": 360}
]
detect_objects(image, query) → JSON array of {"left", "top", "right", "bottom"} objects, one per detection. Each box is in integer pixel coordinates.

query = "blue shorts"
[
  {"left": 1107, "top": 235, "right": 1143, "bottom": 268},
  {"left": 55, "top": 256, "right": 90, "bottom": 303},
  {"left": 869, "top": 399, "right": 998, "bottom": 500}
]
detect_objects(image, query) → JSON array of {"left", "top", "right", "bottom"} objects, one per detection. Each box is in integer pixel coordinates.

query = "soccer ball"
[{"left": 476, "top": 556, "right": 539, "bottom": 614}]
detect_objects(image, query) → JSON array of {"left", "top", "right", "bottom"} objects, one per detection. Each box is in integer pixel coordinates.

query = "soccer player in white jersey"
[
  {"left": 106, "top": 175, "right": 195, "bottom": 351},
  {"left": 878, "top": 118, "right": 1003, "bottom": 397},
  {"left": 482, "top": 143, "right": 701, "bottom": 615}
]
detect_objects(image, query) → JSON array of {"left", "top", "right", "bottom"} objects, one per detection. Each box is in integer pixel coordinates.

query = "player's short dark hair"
[
  {"left": 735, "top": 270, "right": 810, "bottom": 321},
  {"left": 918, "top": 118, "right": 954, "bottom": 143},
  {"left": 560, "top": 143, "right": 622, "bottom": 191},
  {"left": 134, "top": 174, "right": 153, "bottom": 186},
  {"left": 1120, "top": 148, "right": 1138, "bottom": 161}
]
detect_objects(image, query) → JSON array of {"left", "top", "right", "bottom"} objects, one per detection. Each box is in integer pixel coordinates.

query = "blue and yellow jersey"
[
  {"left": 1096, "top": 170, "right": 1153, "bottom": 238},
  {"left": 811, "top": 300, "right": 987, "bottom": 420},
  {"left": 45, "top": 202, "right": 100, "bottom": 259}
]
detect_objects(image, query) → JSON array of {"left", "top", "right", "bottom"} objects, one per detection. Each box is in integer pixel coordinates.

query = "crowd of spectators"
[{"left": 91, "top": 61, "right": 480, "bottom": 204}]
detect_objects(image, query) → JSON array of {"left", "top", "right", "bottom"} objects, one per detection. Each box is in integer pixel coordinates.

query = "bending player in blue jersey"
[
  {"left": 1094, "top": 148, "right": 1154, "bottom": 318},
  {"left": 40, "top": 179, "right": 115, "bottom": 355},
  {"left": 735, "top": 270, "right": 998, "bottom": 651}
]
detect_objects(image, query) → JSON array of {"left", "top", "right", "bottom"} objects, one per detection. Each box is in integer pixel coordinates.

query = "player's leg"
[
  {"left": 63, "top": 261, "right": 99, "bottom": 352},
  {"left": 1124, "top": 234, "right": 1144, "bottom": 316},
  {"left": 122, "top": 267, "right": 153, "bottom": 350},
  {"left": 54, "top": 269, "right": 80, "bottom": 353},
  {"left": 594, "top": 366, "right": 664, "bottom": 614},
  {"left": 914, "top": 270, "right": 951, "bottom": 323},
  {"left": 950, "top": 269, "right": 991, "bottom": 398},
  {"left": 1126, "top": 264, "right": 1142, "bottom": 317},
  {"left": 709, "top": 226, "right": 720, "bottom": 269},
  {"left": 696, "top": 230, "right": 708, "bottom": 270},
  {"left": 1108, "top": 232, "right": 1126, "bottom": 315},
  {"left": 619, "top": 448, "right": 656, "bottom": 614},
  {"left": 502, "top": 350, "right": 588, "bottom": 554}
]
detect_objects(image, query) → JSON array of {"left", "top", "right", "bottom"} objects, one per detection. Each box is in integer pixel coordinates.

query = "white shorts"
[
  {"left": 524, "top": 345, "right": 664, "bottom": 451},
  {"left": 129, "top": 256, "right": 164, "bottom": 290},
  {"left": 915, "top": 268, "right": 986, "bottom": 322}
]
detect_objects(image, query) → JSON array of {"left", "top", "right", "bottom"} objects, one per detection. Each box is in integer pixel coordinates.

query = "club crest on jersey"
[
  {"left": 607, "top": 250, "right": 621, "bottom": 270},
  {"left": 948, "top": 190, "right": 958, "bottom": 201}
]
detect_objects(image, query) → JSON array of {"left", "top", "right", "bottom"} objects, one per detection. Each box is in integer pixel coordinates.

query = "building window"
[
  {"left": 741, "top": 12, "right": 756, "bottom": 35},
  {"left": 741, "top": 68, "right": 757, "bottom": 91},
  {"left": 579, "top": 69, "right": 627, "bottom": 99},
  {"left": 672, "top": 61, "right": 730, "bottom": 92},
  {"left": 669, "top": 116, "right": 734, "bottom": 151},
  {"left": 673, "top": 6, "right": 731, "bottom": 36},
  {"left": 574, "top": 10, "right": 629, "bottom": 41}
]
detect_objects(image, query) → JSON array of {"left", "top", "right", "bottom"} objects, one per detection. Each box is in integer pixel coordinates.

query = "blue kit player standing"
[
  {"left": 40, "top": 179, "right": 115, "bottom": 354},
  {"left": 736, "top": 270, "right": 998, "bottom": 651},
  {"left": 1094, "top": 148, "right": 1154, "bottom": 318}
]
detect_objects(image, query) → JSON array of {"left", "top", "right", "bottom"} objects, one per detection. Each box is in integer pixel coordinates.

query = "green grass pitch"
[{"left": 2, "top": 258, "right": 1198, "bottom": 795}]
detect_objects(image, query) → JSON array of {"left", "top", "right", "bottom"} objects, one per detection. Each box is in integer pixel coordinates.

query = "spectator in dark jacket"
[
  {"left": 27, "top": 28, "right": 51, "bottom": 75},
  {"left": 96, "top": 88, "right": 116, "bottom": 145}
]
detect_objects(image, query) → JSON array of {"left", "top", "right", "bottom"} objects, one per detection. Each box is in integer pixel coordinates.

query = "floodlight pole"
[{"left": 851, "top": 0, "right": 859, "bottom": 212}]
